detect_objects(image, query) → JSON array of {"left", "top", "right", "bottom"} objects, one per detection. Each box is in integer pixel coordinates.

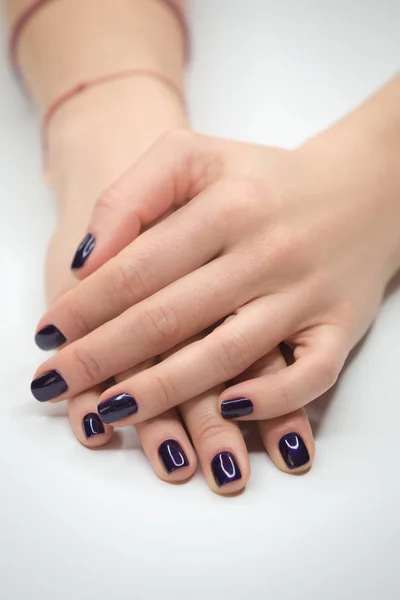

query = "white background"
[{"left": 1, "top": 1, "right": 400, "bottom": 599}]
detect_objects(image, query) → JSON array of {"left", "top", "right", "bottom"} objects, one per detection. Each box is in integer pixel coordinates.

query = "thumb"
[{"left": 70, "top": 130, "right": 218, "bottom": 279}]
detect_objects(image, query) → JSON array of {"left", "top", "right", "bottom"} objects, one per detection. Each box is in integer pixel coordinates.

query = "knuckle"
[
  {"left": 213, "top": 329, "right": 253, "bottom": 379},
  {"left": 67, "top": 296, "right": 91, "bottom": 336},
  {"left": 72, "top": 345, "right": 102, "bottom": 386},
  {"left": 273, "top": 374, "right": 296, "bottom": 415},
  {"left": 152, "top": 374, "right": 179, "bottom": 413},
  {"left": 269, "top": 227, "right": 312, "bottom": 273},
  {"left": 217, "top": 179, "right": 263, "bottom": 227},
  {"left": 192, "top": 408, "right": 229, "bottom": 446},
  {"left": 96, "top": 183, "right": 125, "bottom": 214},
  {"left": 110, "top": 257, "right": 146, "bottom": 305},
  {"left": 159, "top": 128, "right": 197, "bottom": 154},
  {"left": 158, "top": 130, "right": 222, "bottom": 199},
  {"left": 141, "top": 301, "right": 181, "bottom": 346}
]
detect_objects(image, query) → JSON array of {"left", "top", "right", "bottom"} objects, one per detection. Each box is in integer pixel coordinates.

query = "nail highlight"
[
  {"left": 279, "top": 432, "right": 310, "bottom": 470},
  {"left": 82, "top": 413, "right": 105, "bottom": 439},
  {"left": 31, "top": 370, "right": 68, "bottom": 402},
  {"left": 35, "top": 324, "right": 66, "bottom": 351},
  {"left": 158, "top": 439, "right": 189, "bottom": 474},
  {"left": 97, "top": 393, "right": 138, "bottom": 424},
  {"left": 211, "top": 451, "right": 242, "bottom": 487},
  {"left": 221, "top": 397, "right": 254, "bottom": 419},
  {"left": 71, "top": 233, "right": 95, "bottom": 270}
]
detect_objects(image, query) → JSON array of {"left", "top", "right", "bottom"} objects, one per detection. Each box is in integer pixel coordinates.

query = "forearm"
[
  {"left": 6, "top": 0, "right": 185, "bottom": 109},
  {"left": 6, "top": 0, "right": 188, "bottom": 197},
  {"left": 301, "top": 75, "right": 400, "bottom": 278}
]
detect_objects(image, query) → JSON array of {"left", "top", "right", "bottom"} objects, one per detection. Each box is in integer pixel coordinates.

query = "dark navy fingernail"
[
  {"left": 279, "top": 432, "right": 310, "bottom": 469},
  {"left": 220, "top": 397, "right": 254, "bottom": 419},
  {"left": 35, "top": 325, "right": 66, "bottom": 351},
  {"left": 71, "top": 233, "right": 95, "bottom": 270},
  {"left": 158, "top": 439, "right": 189, "bottom": 474},
  {"left": 31, "top": 370, "right": 68, "bottom": 402},
  {"left": 211, "top": 451, "right": 242, "bottom": 487},
  {"left": 82, "top": 413, "right": 105, "bottom": 439},
  {"left": 97, "top": 393, "right": 138, "bottom": 424}
]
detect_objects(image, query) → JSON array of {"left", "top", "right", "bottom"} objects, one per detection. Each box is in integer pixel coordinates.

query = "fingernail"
[
  {"left": 279, "top": 432, "right": 310, "bottom": 470},
  {"left": 220, "top": 397, "right": 254, "bottom": 419},
  {"left": 211, "top": 451, "right": 242, "bottom": 487},
  {"left": 35, "top": 324, "right": 66, "bottom": 351},
  {"left": 158, "top": 439, "right": 189, "bottom": 474},
  {"left": 71, "top": 233, "right": 95, "bottom": 270},
  {"left": 31, "top": 370, "right": 68, "bottom": 402},
  {"left": 97, "top": 393, "right": 138, "bottom": 424},
  {"left": 82, "top": 412, "right": 105, "bottom": 439}
]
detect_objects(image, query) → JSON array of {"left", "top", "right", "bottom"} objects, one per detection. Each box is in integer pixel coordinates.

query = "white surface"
[{"left": 1, "top": 1, "right": 400, "bottom": 599}]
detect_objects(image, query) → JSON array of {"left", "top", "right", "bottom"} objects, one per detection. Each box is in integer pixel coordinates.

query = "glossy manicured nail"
[
  {"left": 279, "top": 432, "right": 310, "bottom": 469},
  {"left": 71, "top": 233, "right": 95, "bottom": 270},
  {"left": 35, "top": 324, "right": 66, "bottom": 351},
  {"left": 97, "top": 393, "right": 138, "bottom": 424},
  {"left": 158, "top": 439, "right": 189, "bottom": 474},
  {"left": 82, "top": 412, "right": 105, "bottom": 439},
  {"left": 31, "top": 370, "right": 68, "bottom": 402},
  {"left": 221, "top": 397, "right": 254, "bottom": 419},
  {"left": 211, "top": 451, "right": 242, "bottom": 487}
]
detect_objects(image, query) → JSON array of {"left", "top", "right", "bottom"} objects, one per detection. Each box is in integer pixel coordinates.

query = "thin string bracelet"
[{"left": 41, "top": 68, "right": 185, "bottom": 166}]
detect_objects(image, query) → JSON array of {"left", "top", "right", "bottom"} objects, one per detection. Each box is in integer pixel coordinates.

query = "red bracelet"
[
  {"left": 9, "top": 0, "right": 190, "bottom": 81},
  {"left": 41, "top": 68, "right": 185, "bottom": 164}
]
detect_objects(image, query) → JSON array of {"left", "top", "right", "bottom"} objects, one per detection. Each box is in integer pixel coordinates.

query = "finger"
[
  {"left": 36, "top": 192, "right": 228, "bottom": 348},
  {"left": 30, "top": 257, "right": 268, "bottom": 402},
  {"left": 134, "top": 410, "right": 197, "bottom": 483},
  {"left": 114, "top": 363, "right": 197, "bottom": 484},
  {"left": 258, "top": 408, "right": 314, "bottom": 474},
  {"left": 35, "top": 175, "right": 257, "bottom": 350},
  {"left": 90, "top": 296, "right": 294, "bottom": 426},
  {"left": 219, "top": 325, "right": 347, "bottom": 420},
  {"left": 68, "top": 385, "right": 113, "bottom": 448},
  {"left": 233, "top": 347, "right": 314, "bottom": 474},
  {"left": 70, "top": 130, "right": 219, "bottom": 278},
  {"left": 180, "top": 387, "right": 250, "bottom": 495}
]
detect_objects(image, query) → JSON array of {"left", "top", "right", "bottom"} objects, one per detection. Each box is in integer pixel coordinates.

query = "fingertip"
[
  {"left": 258, "top": 410, "right": 315, "bottom": 476},
  {"left": 70, "top": 233, "right": 96, "bottom": 273},
  {"left": 205, "top": 450, "right": 250, "bottom": 496},
  {"left": 74, "top": 411, "right": 113, "bottom": 448},
  {"left": 153, "top": 438, "right": 197, "bottom": 484},
  {"left": 34, "top": 324, "right": 67, "bottom": 351}
]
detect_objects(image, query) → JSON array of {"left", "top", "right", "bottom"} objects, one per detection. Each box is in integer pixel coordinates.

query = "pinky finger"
[
  {"left": 232, "top": 348, "right": 314, "bottom": 474},
  {"left": 219, "top": 327, "right": 347, "bottom": 420},
  {"left": 68, "top": 386, "right": 113, "bottom": 448}
]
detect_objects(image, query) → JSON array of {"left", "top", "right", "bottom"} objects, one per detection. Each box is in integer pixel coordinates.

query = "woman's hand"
[
  {"left": 32, "top": 77, "right": 400, "bottom": 429},
  {"left": 40, "top": 84, "right": 315, "bottom": 493}
]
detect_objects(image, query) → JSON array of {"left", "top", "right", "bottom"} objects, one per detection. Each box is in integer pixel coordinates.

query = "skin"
[
  {"left": 34, "top": 76, "right": 400, "bottom": 428},
  {"left": 8, "top": 0, "right": 314, "bottom": 494}
]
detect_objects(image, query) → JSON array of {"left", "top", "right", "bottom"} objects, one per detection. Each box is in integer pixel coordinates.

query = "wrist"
[
  {"left": 46, "top": 77, "right": 187, "bottom": 216},
  {"left": 299, "top": 77, "right": 400, "bottom": 280}
]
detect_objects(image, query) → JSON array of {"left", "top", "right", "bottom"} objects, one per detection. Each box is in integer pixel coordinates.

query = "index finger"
[{"left": 35, "top": 182, "right": 228, "bottom": 351}]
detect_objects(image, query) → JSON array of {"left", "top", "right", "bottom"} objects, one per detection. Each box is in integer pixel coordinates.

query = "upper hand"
[{"left": 31, "top": 129, "right": 400, "bottom": 425}]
